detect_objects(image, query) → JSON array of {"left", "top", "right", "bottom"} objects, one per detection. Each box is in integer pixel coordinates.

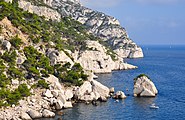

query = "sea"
[{"left": 50, "top": 45, "right": 185, "bottom": 120}]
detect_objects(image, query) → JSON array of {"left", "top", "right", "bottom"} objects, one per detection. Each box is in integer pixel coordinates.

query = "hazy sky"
[{"left": 80, "top": 0, "right": 185, "bottom": 45}]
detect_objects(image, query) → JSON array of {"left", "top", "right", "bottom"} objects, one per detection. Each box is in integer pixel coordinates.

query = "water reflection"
[{"left": 133, "top": 97, "right": 156, "bottom": 109}]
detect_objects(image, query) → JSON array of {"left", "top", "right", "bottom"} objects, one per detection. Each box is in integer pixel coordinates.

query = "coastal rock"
[
  {"left": 55, "top": 99, "right": 64, "bottom": 110},
  {"left": 27, "top": 110, "right": 42, "bottom": 119},
  {"left": 76, "top": 81, "right": 92, "bottom": 98},
  {"left": 109, "top": 87, "right": 115, "bottom": 93},
  {"left": 64, "top": 89, "right": 74, "bottom": 100},
  {"left": 20, "top": 112, "right": 32, "bottom": 120},
  {"left": 43, "top": 89, "right": 53, "bottom": 98},
  {"left": 42, "top": 109, "right": 55, "bottom": 118},
  {"left": 91, "top": 80, "right": 110, "bottom": 98},
  {"left": 63, "top": 101, "right": 73, "bottom": 108},
  {"left": 72, "top": 41, "right": 137, "bottom": 73},
  {"left": 128, "top": 47, "right": 144, "bottom": 58},
  {"left": 45, "top": 75, "right": 64, "bottom": 91},
  {"left": 113, "top": 91, "right": 126, "bottom": 99},
  {"left": 133, "top": 74, "right": 158, "bottom": 97}
]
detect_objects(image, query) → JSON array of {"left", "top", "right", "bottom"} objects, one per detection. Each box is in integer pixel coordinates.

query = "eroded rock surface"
[{"left": 133, "top": 75, "right": 158, "bottom": 97}]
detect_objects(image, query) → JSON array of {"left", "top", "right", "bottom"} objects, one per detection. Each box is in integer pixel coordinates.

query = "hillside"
[{"left": 0, "top": 0, "right": 141, "bottom": 119}]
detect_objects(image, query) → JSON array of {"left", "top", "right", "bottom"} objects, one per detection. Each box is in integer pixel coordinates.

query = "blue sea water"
[{"left": 58, "top": 45, "right": 185, "bottom": 120}]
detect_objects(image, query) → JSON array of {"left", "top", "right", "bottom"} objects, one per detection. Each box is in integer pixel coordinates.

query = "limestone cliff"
[
  {"left": 17, "top": 0, "right": 143, "bottom": 58},
  {"left": 44, "top": 0, "right": 144, "bottom": 58}
]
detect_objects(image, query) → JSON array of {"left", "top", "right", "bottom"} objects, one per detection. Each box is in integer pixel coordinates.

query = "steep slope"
[
  {"left": 44, "top": 0, "right": 144, "bottom": 58},
  {"left": 16, "top": 0, "right": 143, "bottom": 58},
  {"left": 0, "top": 0, "right": 142, "bottom": 119}
]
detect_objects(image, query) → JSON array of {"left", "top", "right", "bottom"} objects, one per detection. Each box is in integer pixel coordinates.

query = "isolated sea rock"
[
  {"left": 133, "top": 74, "right": 158, "bottom": 97},
  {"left": 113, "top": 91, "right": 126, "bottom": 99}
]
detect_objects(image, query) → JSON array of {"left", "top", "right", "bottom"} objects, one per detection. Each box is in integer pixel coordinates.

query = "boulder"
[
  {"left": 113, "top": 91, "right": 126, "bottom": 99},
  {"left": 2, "top": 40, "right": 11, "bottom": 51},
  {"left": 91, "top": 80, "right": 110, "bottom": 98},
  {"left": 45, "top": 75, "right": 64, "bottom": 91},
  {"left": 27, "top": 110, "right": 42, "bottom": 119},
  {"left": 64, "top": 89, "right": 73, "bottom": 100},
  {"left": 55, "top": 99, "right": 64, "bottom": 110},
  {"left": 133, "top": 75, "right": 158, "bottom": 97},
  {"left": 75, "top": 81, "right": 92, "bottom": 98},
  {"left": 42, "top": 109, "right": 55, "bottom": 118},
  {"left": 20, "top": 112, "right": 32, "bottom": 120},
  {"left": 109, "top": 87, "right": 115, "bottom": 93},
  {"left": 43, "top": 89, "right": 53, "bottom": 98},
  {"left": 63, "top": 101, "right": 73, "bottom": 108}
]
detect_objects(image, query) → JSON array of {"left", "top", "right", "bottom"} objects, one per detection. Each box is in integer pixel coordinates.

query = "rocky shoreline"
[{"left": 0, "top": 73, "right": 124, "bottom": 120}]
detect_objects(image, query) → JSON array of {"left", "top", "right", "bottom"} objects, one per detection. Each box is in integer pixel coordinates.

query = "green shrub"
[
  {"left": 17, "top": 83, "right": 31, "bottom": 97},
  {"left": 134, "top": 74, "right": 151, "bottom": 81},
  {"left": 8, "top": 67, "right": 24, "bottom": 80},
  {"left": 37, "top": 79, "right": 49, "bottom": 89},
  {"left": 0, "top": 73, "right": 10, "bottom": 88},
  {"left": 0, "top": 84, "right": 30, "bottom": 107},
  {"left": 1, "top": 50, "right": 17, "bottom": 66},
  {"left": 9, "top": 35, "right": 23, "bottom": 49}
]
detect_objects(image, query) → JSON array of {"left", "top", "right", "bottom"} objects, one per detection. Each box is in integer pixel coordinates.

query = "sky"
[{"left": 80, "top": 0, "right": 185, "bottom": 45}]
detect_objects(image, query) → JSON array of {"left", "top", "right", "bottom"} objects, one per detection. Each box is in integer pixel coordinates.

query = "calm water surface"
[{"left": 55, "top": 45, "right": 185, "bottom": 120}]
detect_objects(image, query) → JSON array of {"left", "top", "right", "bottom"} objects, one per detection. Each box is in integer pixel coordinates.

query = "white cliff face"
[
  {"left": 18, "top": 0, "right": 61, "bottom": 21},
  {"left": 46, "top": 48, "right": 74, "bottom": 66},
  {"left": 134, "top": 75, "right": 158, "bottom": 97},
  {"left": 72, "top": 41, "right": 137, "bottom": 73},
  {"left": 47, "top": 0, "right": 144, "bottom": 58}
]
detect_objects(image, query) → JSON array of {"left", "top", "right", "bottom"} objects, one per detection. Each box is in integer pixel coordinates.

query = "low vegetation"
[
  {"left": 37, "top": 79, "right": 49, "bottom": 89},
  {"left": 134, "top": 74, "right": 151, "bottom": 81},
  {"left": 0, "top": 84, "right": 30, "bottom": 107}
]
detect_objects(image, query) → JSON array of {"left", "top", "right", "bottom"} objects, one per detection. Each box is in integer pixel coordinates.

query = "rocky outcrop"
[
  {"left": 18, "top": 0, "right": 61, "bottom": 21},
  {"left": 75, "top": 80, "right": 110, "bottom": 102},
  {"left": 133, "top": 74, "right": 158, "bottom": 97},
  {"left": 72, "top": 40, "right": 137, "bottom": 73},
  {"left": 21, "top": 112, "right": 32, "bottom": 120},
  {"left": 28, "top": 110, "right": 42, "bottom": 119},
  {"left": 113, "top": 91, "right": 126, "bottom": 99},
  {"left": 46, "top": 48, "right": 74, "bottom": 66}
]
